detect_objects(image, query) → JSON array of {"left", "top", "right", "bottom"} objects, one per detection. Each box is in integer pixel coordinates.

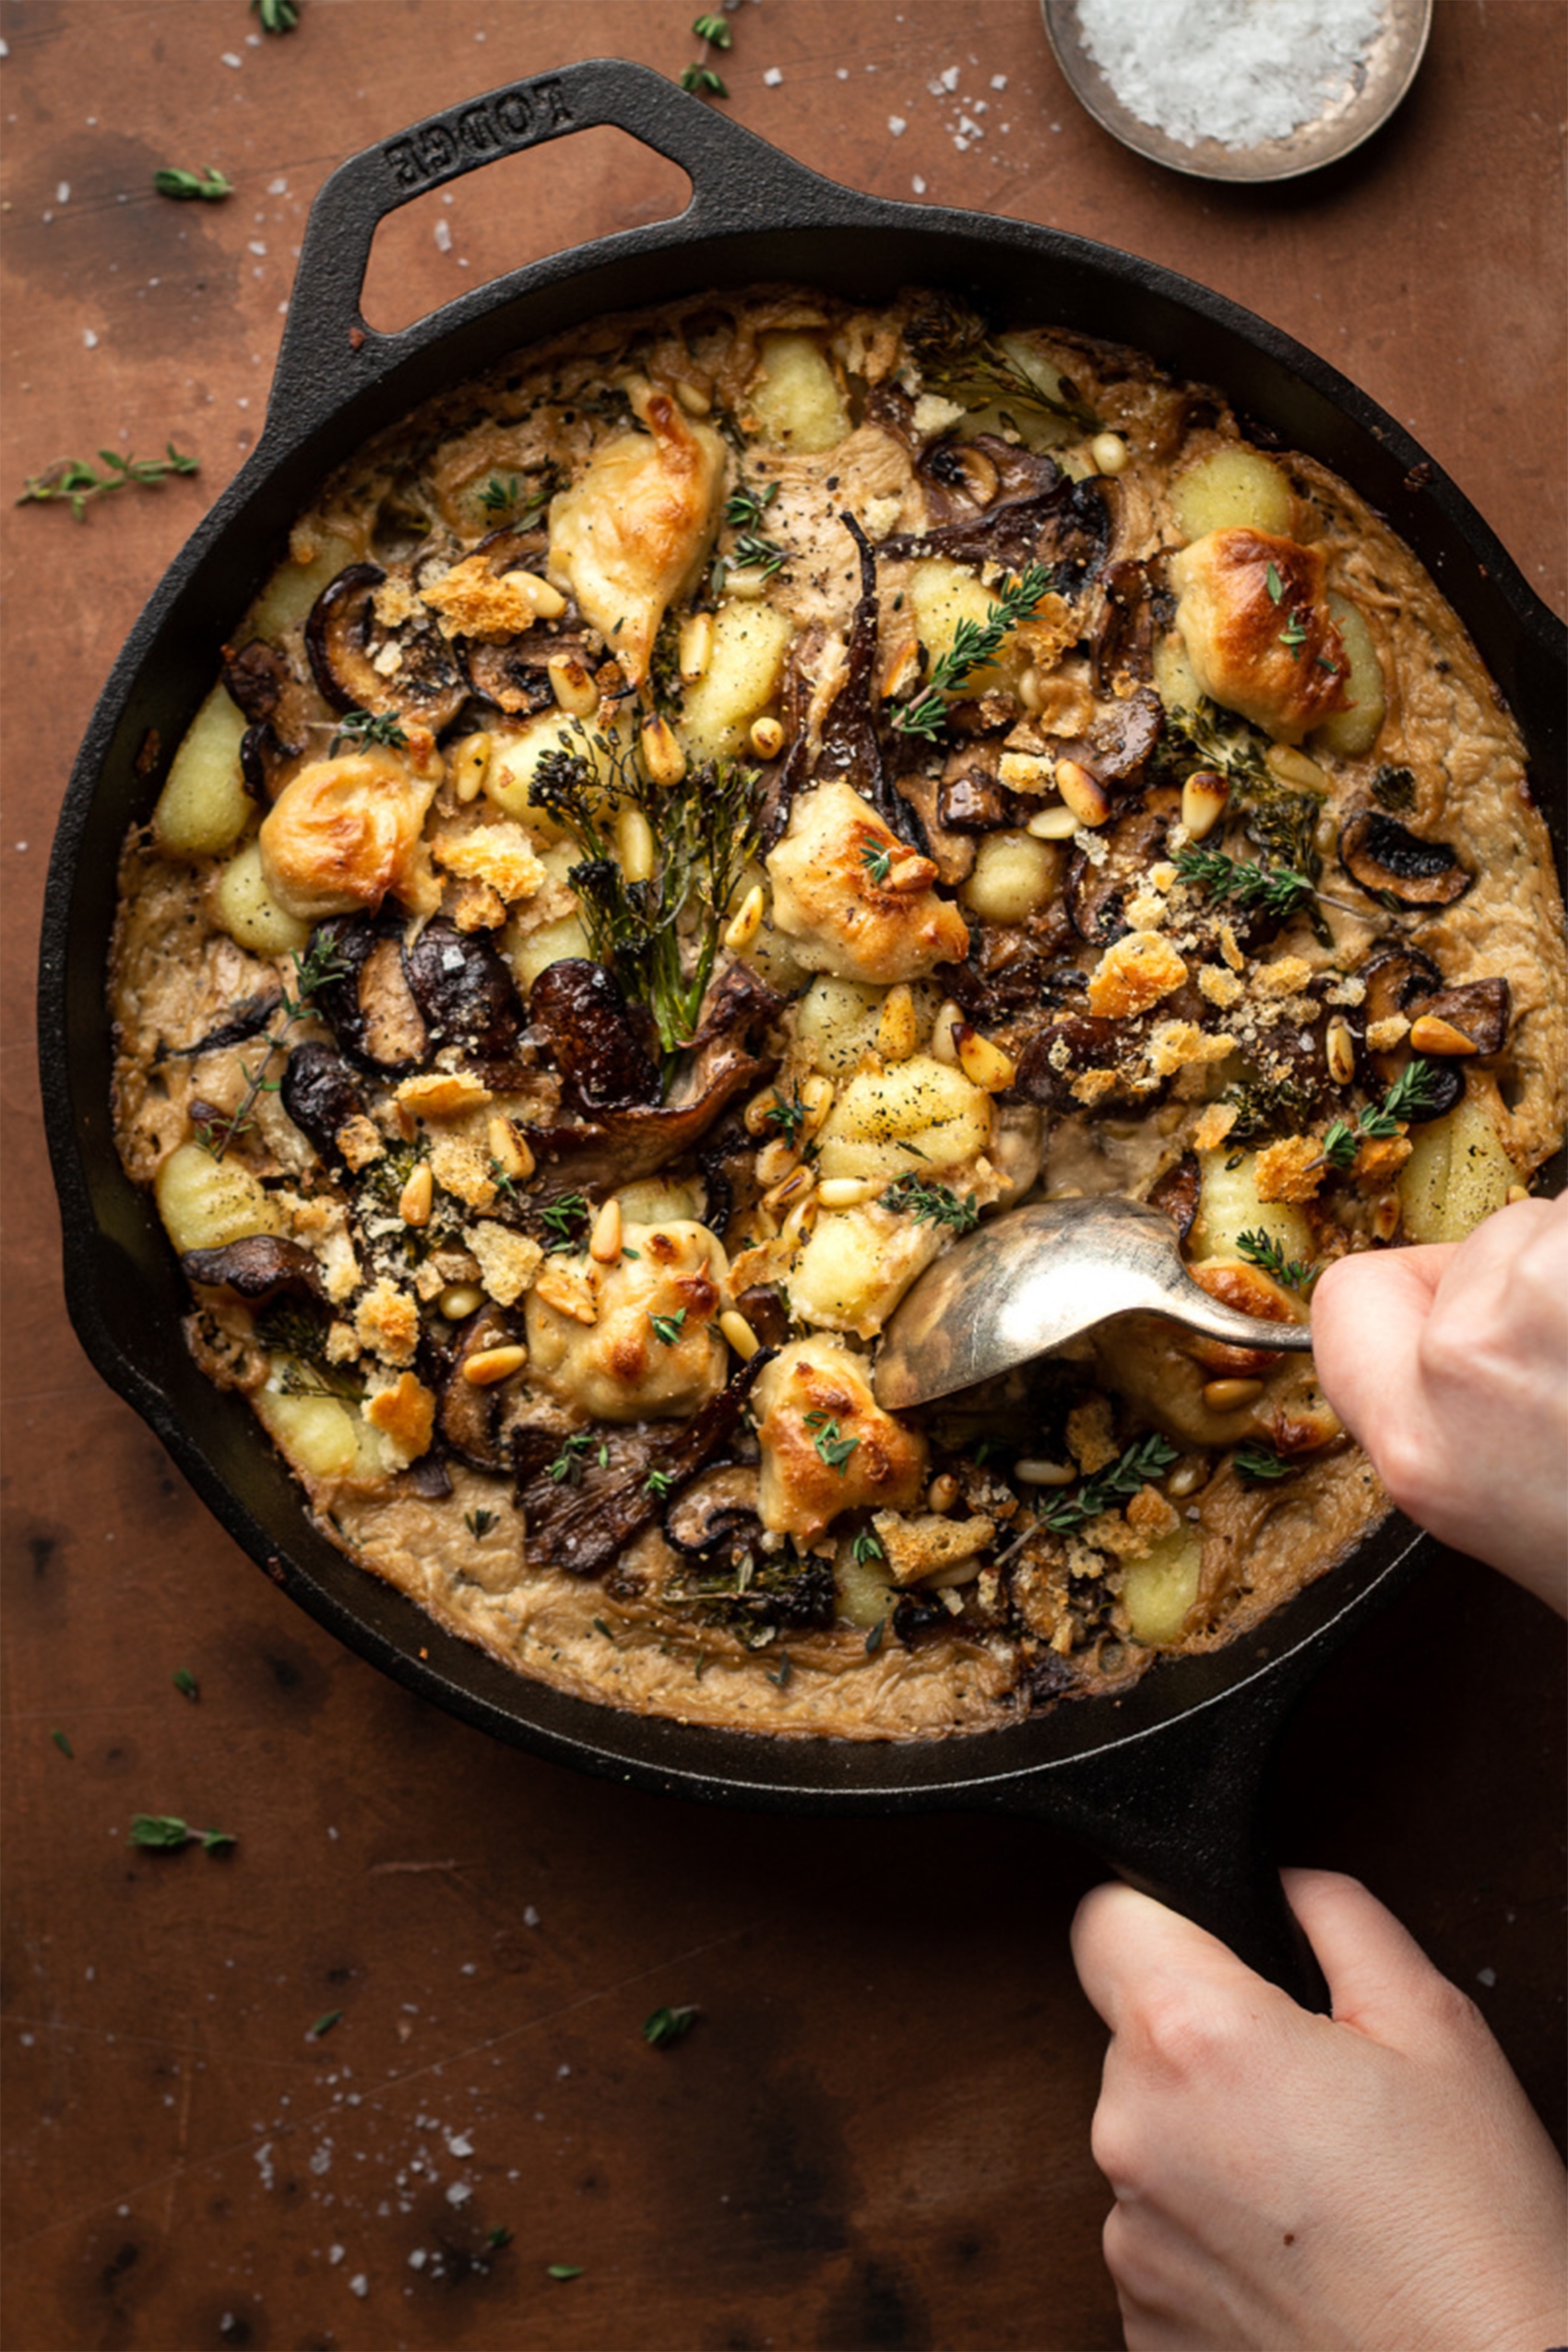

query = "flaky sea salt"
[{"left": 1076, "top": 0, "right": 1386, "bottom": 150}]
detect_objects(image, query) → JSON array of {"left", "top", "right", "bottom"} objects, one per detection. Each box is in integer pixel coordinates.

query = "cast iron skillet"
[{"left": 40, "top": 61, "right": 1567, "bottom": 2011}]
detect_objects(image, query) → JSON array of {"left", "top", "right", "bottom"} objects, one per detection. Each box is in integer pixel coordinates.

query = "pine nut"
[
  {"left": 722, "top": 882, "right": 766, "bottom": 953},
  {"left": 1180, "top": 768, "right": 1229, "bottom": 841},
  {"left": 1166, "top": 1461, "right": 1205, "bottom": 1499},
  {"left": 1408, "top": 1014, "right": 1479, "bottom": 1057},
  {"left": 616, "top": 802, "right": 657, "bottom": 884},
  {"left": 547, "top": 653, "right": 598, "bottom": 718},
  {"left": 719, "top": 1309, "right": 760, "bottom": 1360},
  {"left": 779, "top": 1194, "right": 818, "bottom": 1249},
  {"left": 744, "top": 1089, "right": 780, "bottom": 1136},
  {"left": 1203, "top": 1377, "right": 1264, "bottom": 1411},
  {"left": 438, "top": 1283, "right": 486, "bottom": 1321},
  {"left": 999, "top": 750, "right": 1056, "bottom": 792},
  {"left": 882, "top": 638, "right": 923, "bottom": 702},
  {"left": 678, "top": 611, "right": 713, "bottom": 683},
  {"left": 1325, "top": 1017, "right": 1357, "bottom": 1087},
  {"left": 930, "top": 999, "right": 964, "bottom": 1063},
  {"left": 1016, "top": 1459, "right": 1076, "bottom": 1486},
  {"left": 1051, "top": 1618, "right": 1075, "bottom": 1654},
  {"left": 1016, "top": 666, "right": 1046, "bottom": 715},
  {"left": 763, "top": 1164, "right": 814, "bottom": 1213},
  {"left": 640, "top": 713, "right": 686, "bottom": 786},
  {"left": 754, "top": 1137, "right": 798, "bottom": 1188},
  {"left": 1507, "top": 1183, "right": 1530, "bottom": 1205},
  {"left": 801, "top": 1075, "right": 836, "bottom": 1134},
  {"left": 1090, "top": 431, "right": 1129, "bottom": 476},
  {"left": 1265, "top": 743, "right": 1328, "bottom": 793},
  {"left": 956, "top": 1025, "right": 1016, "bottom": 1093},
  {"left": 927, "top": 1472, "right": 960, "bottom": 1513},
  {"left": 1026, "top": 803, "right": 1080, "bottom": 840},
  {"left": 449, "top": 731, "right": 492, "bottom": 803},
  {"left": 816, "top": 1176, "right": 878, "bottom": 1210},
  {"left": 672, "top": 378, "right": 712, "bottom": 416},
  {"left": 398, "top": 1163, "right": 434, "bottom": 1227},
  {"left": 462, "top": 1344, "right": 528, "bottom": 1386},
  {"left": 487, "top": 1115, "right": 534, "bottom": 1181},
  {"left": 724, "top": 564, "right": 772, "bottom": 600},
  {"left": 1371, "top": 1193, "right": 1403, "bottom": 1241},
  {"left": 876, "top": 983, "right": 918, "bottom": 1063},
  {"left": 886, "top": 852, "right": 937, "bottom": 894},
  {"left": 749, "top": 715, "right": 785, "bottom": 759},
  {"left": 1055, "top": 759, "right": 1110, "bottom": 827},
  {"left": 589, "top": 1198, "right": 623, "bottom": 1263}
]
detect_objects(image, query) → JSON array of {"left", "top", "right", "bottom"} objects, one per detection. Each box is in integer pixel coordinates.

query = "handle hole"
[{"left": 360, "top": 129, "right": 694, "bottom": 336}]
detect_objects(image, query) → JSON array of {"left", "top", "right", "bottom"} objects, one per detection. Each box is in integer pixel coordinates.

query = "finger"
[
  {"left": 1280, "top": 1868, "right": 1452, "bottom": 2040},
  {"left": 1310, "top": 1244, "right": 1451, "bottom": 1449},
  {"left": 1072, "top": 1880, "right": 1258, "bottom": 2035}
]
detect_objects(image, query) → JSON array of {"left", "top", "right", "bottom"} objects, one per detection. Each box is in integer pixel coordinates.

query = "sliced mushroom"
[
  {"left": 279, "top": 1040, "right": 368, "bottom": 1167},
  {"left": 521, "top": 1021, "right": 778, "bottom": 1202},
  {"left": 662, "top": 1465, "right": 763, "bottom": 1558},
  {"left": 403, "top": 920, "right": 523, "bottom": 1061},
  {"left": 510, "top": 1351, "right": 771, "bottom": 1578},
  {"left": 439, "top": 1301, "right": 521, "bottom": 1472},
  {"left": 308, "top": 914, "right": 429, "bottom": 1076},
  {"left": 1014, "top": 1008, "right": 1124, "bottom": 1110},
  {"left": 220, "top": 637, "right": 291, "bottom": 725},
  {"left": 162, "top": 988, "right": 282, "bottom": 1062},
  {"left": 884, "top": 467, "right": 1112, "bottom": 597},
  {"left": 1090, "top": 558, "right": 1170, "bottom": 691},
  {"left": 1338, "top": 810, "right": 1473, "bottom": 909},
  {"left": 1066, "top": 790, "right": 1178, "bottom": 944},
  {"left": 180, "top": 1235, "right": 325, "bottom": 1301},
  {"left": 1411, "top": 977, "right": 1512, "bottom": 1058},
  {"left": 732, "top": 1283, "right": 792, "bottom": 1351},
  {"left": 526, "top": 959, "right": 660, "bottom": 1113},
  {"left": 1147, "top": 1152, "right": 1200, "bottom": 1241},
  {"left": 305, "top": 561, "right": 468, "bottom": 732},
  {"left": 1050, "top": 685, "right": 1164, "bottom": 793}
]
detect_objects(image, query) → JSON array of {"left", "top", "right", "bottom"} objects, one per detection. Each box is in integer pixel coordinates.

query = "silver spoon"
[{"left": 873, "top": 1195, "right": 1313, "bottom": 1411}]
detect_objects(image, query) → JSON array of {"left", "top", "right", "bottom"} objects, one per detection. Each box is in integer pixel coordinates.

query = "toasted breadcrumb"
[
  {"left": 1254, "top": 1136, "right": 1325, "bottom": 1204},
  {"left": 354, "top": 1277, "right": 422, "bottom": 1366},
  {"left": 1087, "top": 930, "right": 1189, "bottom": 1019},
  {"left": 466, "top": 1219, "right": 544, "bottom": 1308},
  {"left": 365, "top": 1370, "right": 436, "bottom": 1464}
]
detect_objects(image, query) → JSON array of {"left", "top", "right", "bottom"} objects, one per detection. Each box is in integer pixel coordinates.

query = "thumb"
[
  {"left": 1282, "top": 1868, "right": 1454, "bottom": 2043},
  {"left": 1310, "top": 1245, "right": 1451, "bottom": 1450}
]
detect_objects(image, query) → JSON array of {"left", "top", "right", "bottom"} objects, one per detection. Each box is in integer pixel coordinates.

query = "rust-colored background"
[{"left": 2, "top": 6, "right": 1563, "bottom": 2348}]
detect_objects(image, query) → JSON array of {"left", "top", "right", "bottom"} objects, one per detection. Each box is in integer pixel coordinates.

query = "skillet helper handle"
[
  {"left": 1005, "top": 1670, "right": 1331, "bottom": 2013},
  {"left": 269, "top": 57, "right": 834, "bottom": 432}
]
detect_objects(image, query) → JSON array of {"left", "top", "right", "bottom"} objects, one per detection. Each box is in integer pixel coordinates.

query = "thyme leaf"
[
  {"left": 129, "top": 1814, "right": 235, "bottom": 1853},
  {"left": 644, "top": 2002, "right": 700, "bottom": 2047},
  {"left": 251, "top": 0, "right": 301, "bottom": 30},
  {"left": 547, "top": 1431, "right": 597, "bottom": 1486},
  {"left": 464, "top": 1508, "right": 498, "bottom": 1539},
  {"left": 540, "top": 1192, "right": 591, "bottom": 1254},
  {"left": 1234, "top": 1229, "right": 1312, "bottom": 1289},
  {"left": 327, "top": 706, "right": 409, "bottom": 757},
  {"left": 649, "top": 1309, "right": 688, "bottom": 1346},
  {"left": 154, "top": 166, "right": 232, "bottom": 202},
  {"left": 849, "top": 1527, "right": 885, "bottom": 1565},
  {"left": 803, "top": 1412, "right": 860, "bottom": 1472},
  {"left": 1234, "top": 1443, "right": 1293, "bottom": 1483},
  {"left": 859, "top": 837, "right": 893, "bottom": 885}
]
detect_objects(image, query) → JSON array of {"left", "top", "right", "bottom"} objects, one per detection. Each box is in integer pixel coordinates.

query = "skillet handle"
[
  {"left": 268, "top": 57, "right": 839, "bottom": 432},
  {"left": 1000, "top": 1662, "right": 1331, "bottom": 2012}
]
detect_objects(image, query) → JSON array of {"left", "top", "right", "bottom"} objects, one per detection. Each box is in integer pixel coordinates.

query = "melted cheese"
[
  {"left": 754, "top": 1336, "right": 926, "bottom": 1541},
  {"left": 524, "top": 1219, "right": 729, "bottom": 1423},
  {"left": 546, "top": 387, "right": 725, "bottom": 687},
  {"left": 1170, "top": 529, "right": 1349, "bottom": 742},
  {"left": 766, "top": 778, "right": 971, "bottom": 982},
  {"left": 258, "top": 752, "right": 437, "bottom": 921}
]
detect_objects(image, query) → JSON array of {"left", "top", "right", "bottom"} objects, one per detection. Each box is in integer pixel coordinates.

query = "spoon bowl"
[{"left": 873, "top": 1195, "right": 1313, "bottom": 1411}]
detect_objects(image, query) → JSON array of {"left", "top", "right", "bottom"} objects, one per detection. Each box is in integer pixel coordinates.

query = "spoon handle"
[{"left": 1169, "top": 1287, "right": 1316, "bottom": 1353}]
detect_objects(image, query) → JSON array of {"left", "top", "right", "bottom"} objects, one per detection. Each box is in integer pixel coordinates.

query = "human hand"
[
  {"left": 1312, "top": 1194, "right": 1568, "bottom": 1611},
  {"left": 1072, "top": 1870, "right": 1566, "bottom": 2352}
]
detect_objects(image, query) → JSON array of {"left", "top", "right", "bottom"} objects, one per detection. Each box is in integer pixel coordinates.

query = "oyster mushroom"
[
  {"left": 1339, "top": 809, "right": 1473, "bottom": 910},
  {"left": 279, "top": 1040, "right": 369, "bottom": 1168},
  {"left": 180, "top": 1235, "right": 325, "bottom": 1301},
  {"left": 439, "top": 1301, "right": 523, "bottom": 1473}
]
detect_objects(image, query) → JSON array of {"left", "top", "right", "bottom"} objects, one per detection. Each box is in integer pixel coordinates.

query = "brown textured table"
[{"left": 2, "top": 6, "right": 1562, "bottom": 2348}]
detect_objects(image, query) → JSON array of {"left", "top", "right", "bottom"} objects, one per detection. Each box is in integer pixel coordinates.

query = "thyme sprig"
[
  {"left": 803, "top": 1411, "right": 860, "bottom": 1472},
  {"left": 880, "top": 1175, "right": 980, "bottom": 1235},
  {"left": 327, "top": 706, "right": 409, "bottom": 757},
  {"left": 129, "top": 1814, "right": 235, "bottom": 1853},
  {"left": 196, "top": 930, "right": 350, "bottom": 1159},
  {"left": 761, "top": 1091, "right": 806, "bottom": 1147},
  {"left": 530, "top": 725, "right": 761, "bottom": 1065},
  {"left": 859, "top": 838, "right": 893, "bottom": 885},
  {"left": 540, "top": 1193, "right": 591, "bottom": 1254},
  {"left": 18, "top": 443, "right": 198, "bottom": 521},
  {"left": 892, "top": 562, "right": 1055, "bottom": 739},
  {"left": 1039, "top": 1432, "right": 1179, "bottom": 1535},
  {"left": 724, "top": 481, "right": 787, "bottom": 576},
  {"left": 154, "top": 167, "right": 232, "bottom": 202},
  {"left": 681, "top": 5, "right": 731, "bottom": 96},
  {"left": 478, "top": 470, "right": 554, "bottom": 525},
  {"left": 1235, "top": 1229, "right": 1312, "bottom": 1290},
  {"left": 1320, "top": 1058, "right": 1443, "bottom": 1172},
  {"left": 1175, "top": 846, "right": 1317, "bottom": 921}
]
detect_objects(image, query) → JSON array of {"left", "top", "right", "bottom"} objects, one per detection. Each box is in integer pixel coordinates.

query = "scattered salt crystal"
[
  {"left": 56, "top": 181, "right": 70, "bottom": 203},
  {"left": 220, "top": 52, "right": 243, "bottom": 68},
  {"left": 1477, "top": 1966, "right": 1497, "bottom": 1988},
  {"left": 931, "top": 65, "right": 960, "bottom": 93},
  {"left": 349, "top": 2274, "right": 369, "bottom": 2299},
  {"left": 268, "top": 176, "right": 288, "bottom": 194},
  {"left": 911, "top": 175, "right": 927, "bottom": 195},
  {"left": 763, "top": 66, "right": 782, "bottom": 86},
  {"left": 887, "top": 115, "right": 906, "bottom": 135},
  {"left": 445, "top": 2181, "right": 471, "bottom": 2206},
  {"left": 958, "top": 115, "right": 984, "bottom": 138},
  {"left": 434, "top": 218, "right": 452, "bottom": 254},
  {"left": 409, "top": 2250, "right": 428, "bottom": 2270},
  {"left": 0, "top": 39, "right": 9, "bottom": 55},
  {"left": 82, "top": 329, "right": 98, "bottom": 349},
  {"left": 837, "top": 65, "right": 848, "bottom": 78},
  {"left": 523, "top": 1905, "right": 540, "bottom": 1927},
  {"left": 991, "top": 73, "right": 1008, "bottom": 89},
  {"left": 327, "top": 2244, "right": 343, "bottom": 2265},
  {"left": 248, "top": 240, "right": 267, "bottom": 255},
  {"left": 446, "top": 2132, "right": 473, "bottom": 2156},
  {"left": 1075, "top": 0, "right": 1385, "bottom": 151}
]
